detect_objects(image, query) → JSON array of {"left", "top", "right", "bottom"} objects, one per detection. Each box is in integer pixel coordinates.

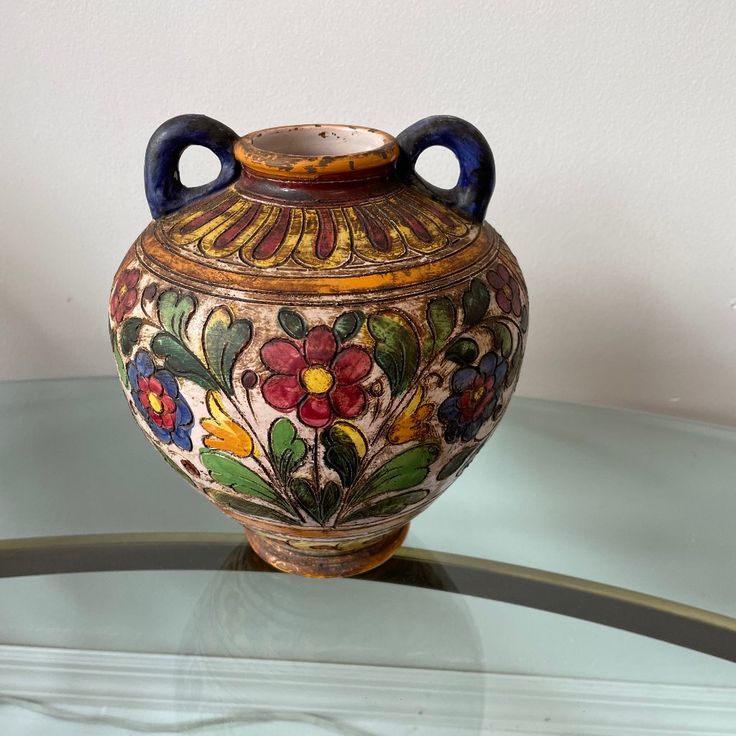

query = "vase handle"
[
  {"left": 396, "top": 115, "right": 495, "bottom": 223},
  {"left": 144, "top": 114, "right": 240, "bottom": 219}
]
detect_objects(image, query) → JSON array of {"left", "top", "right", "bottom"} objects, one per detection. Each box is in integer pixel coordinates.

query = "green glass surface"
[
  {"left": 2, "top": 377, "right": 735, "bottom": 613},
  {"left": 1, "top": 378, "right": 735, "bottom": 733}
]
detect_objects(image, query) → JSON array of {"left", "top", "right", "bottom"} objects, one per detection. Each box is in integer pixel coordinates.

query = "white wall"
[{"left": 1, "top": 0, "right": 734, "bottom": 425}]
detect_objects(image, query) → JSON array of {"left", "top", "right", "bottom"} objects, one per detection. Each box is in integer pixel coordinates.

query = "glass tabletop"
[{"left": 1, "top": 378, "right": 735, "bottom": 733}]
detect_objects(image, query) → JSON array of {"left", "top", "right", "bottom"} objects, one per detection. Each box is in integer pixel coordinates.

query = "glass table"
[{"left": 1, "top": 378, "right": 735, "bottom": 734}]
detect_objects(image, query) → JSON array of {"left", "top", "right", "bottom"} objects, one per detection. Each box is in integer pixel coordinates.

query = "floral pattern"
[
  {"left": 388, "top": 387, "right": 436, "bottom": 445},
  {"left": 127, "top": 349, "right": 194, "bottom": 450},
  {"left": 110, "top": 268, "right": 140, "bottom": 323},
  {"left": 111, "top": 245, "right": 527, "bottom": 530},
  {"left": 181, "top": 459, "right": 200, "bottom": 477},
  {"left": 487, "top": 263, "right": 522, "bottom": 317},
  {"left": 261, "top": 325, "right": 372, "bottom": 429},
  {"left": 201, "top": 391, "right": 254, "bottom": 458},
  {"left": 163, "top": 188, "right": 471, "bottom": 270},
  {"left": 438, "top": 351, "right": 508, "bottom": 443}
]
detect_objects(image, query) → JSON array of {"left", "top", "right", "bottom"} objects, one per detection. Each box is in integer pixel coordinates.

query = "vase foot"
[{"left": 244, "top": 524, "right": 409, "bottom": 578}]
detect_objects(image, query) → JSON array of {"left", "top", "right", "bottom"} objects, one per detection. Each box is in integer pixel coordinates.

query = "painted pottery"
[{"left": 109, "top": 114, "right": 528, "bottom": 577}]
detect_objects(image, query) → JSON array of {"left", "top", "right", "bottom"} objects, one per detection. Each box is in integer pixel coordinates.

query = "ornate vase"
[{"left": 109, "top": 114, "right": 528, "bottom": 577}]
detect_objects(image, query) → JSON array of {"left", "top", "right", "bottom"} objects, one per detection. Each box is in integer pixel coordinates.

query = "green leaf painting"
[
  {"left": 291, "top": 478, "right": 321, "bottom": 523},
  {"left": 202, "top": 306, "right": 252, "bottom": 394},
  {"left": 269, "top": 417, "right": 307, "bottom": 482},
  {"left": 351, "top": 443, "right": 439, "bottom": 503},
  {"left": 291, "top": 478, "right": 342, "bottom": 525},
  {"left": 278, "top": 308, "right": 307, "bottom": 339},
  {"left": 200, "top": 449, "right": 286, "bottom": 508},
  {"left": 343, "top": 490, "right": 429, "bottom": 523},
  {"left": 333, "top": 310, "right": 365, "bottom": 342},
  {"left": 119, "top": 317, "right": 143, "bottom": 356},
  {"left": 157, "top": 289, "right": 196, "bottom": 339},
  {"left": 367, "top": 311, "right": 420, "bottom": 397},
  {"left": 426, "top": 297, "right": 456, "bottom": 354},
  {"left": 206, "top": 488, "right": 294, "bottom": 524},
  {"left": 151, "top": 333, "right": 219, "bottom": 391},
  {"left": 437, "top": 445, "right": 477, "bottom": 481},
  {"left": 505, "top": 340, "right": 526, "bottom": 389},
  {"left": 322, "top": 424, "right": 362, "bottom": 488},
  {"left": 110, "top": 327, "right": 128, "bottom": 387},
  {"left": 321, "top": 481, "right": 342, "bottom": 521},
  {"left": 445, "top": 337, "right": 479, "bottom": 366},
  {"left": 488, "top": 322, "right": 513, "bottom": 358},
  {"left": 462, "top": 278, "right": 490, "bottom": 327}
]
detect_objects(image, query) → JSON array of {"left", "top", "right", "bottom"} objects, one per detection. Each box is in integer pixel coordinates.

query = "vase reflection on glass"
[{"left": 171, "top": 543, "right": 485, "bottom": 731}]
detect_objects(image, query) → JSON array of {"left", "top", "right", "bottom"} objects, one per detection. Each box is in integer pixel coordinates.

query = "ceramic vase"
[{"left": 109, "top": 114, "right": 528, "bottom": 577}]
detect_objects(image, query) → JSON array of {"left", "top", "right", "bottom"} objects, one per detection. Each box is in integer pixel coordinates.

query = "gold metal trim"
[{"left": 1, "top": 533, "right": 734, "bottom": 662}]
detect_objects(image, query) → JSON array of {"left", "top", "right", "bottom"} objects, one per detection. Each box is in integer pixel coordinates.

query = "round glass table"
[{"left": 1, "top": 378, "right": 735, "bottom": 734}]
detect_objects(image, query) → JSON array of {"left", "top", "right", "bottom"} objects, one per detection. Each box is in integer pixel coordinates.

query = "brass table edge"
[{"left": 1, "top": 533, "right": 734, "bottom": 662}]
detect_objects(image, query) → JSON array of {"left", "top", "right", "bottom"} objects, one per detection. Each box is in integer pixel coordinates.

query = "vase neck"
[{"left": 234, "top": 124, "right": 399, "bottom": 184}]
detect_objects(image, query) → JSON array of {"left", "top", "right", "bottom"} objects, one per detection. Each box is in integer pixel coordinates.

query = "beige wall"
[{"left": 1, "top": 0, "right": 734, "bottom": 425}]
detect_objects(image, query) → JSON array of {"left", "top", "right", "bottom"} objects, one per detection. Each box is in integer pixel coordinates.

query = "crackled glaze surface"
[{"left": 110, "top": 116, "right": 528, "bottom": 576}]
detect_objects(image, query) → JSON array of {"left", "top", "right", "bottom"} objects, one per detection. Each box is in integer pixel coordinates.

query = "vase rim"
[{"left": 234, "top": 124, "right": 399, "bottom": 181}]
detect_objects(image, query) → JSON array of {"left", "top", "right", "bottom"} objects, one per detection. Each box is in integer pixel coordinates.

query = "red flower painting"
[
  {"left": 260, "top": 325, "right": 372, "bottom": 429},
  {"left": 110, "top": 268, "right": 141, "bottom": 323},
  {"left": 487, "top": 263, "right": 522, "bottom": 317}
]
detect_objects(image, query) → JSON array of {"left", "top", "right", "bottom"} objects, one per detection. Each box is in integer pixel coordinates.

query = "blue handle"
[
  {"left": 396, "top": 115, "right": 495, "bottom": 223},
  {"left": 144, "top": 114, "right": 240, "bottom": 219}
]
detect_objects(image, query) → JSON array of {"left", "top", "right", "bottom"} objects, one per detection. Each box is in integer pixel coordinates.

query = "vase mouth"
[{"left": 234, "top": 124, "right": 399, "bottom": 181}]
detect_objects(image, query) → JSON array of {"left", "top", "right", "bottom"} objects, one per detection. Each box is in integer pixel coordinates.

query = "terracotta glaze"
[{"left": 110, "top": 114, "right": 528, "bottom": 577}]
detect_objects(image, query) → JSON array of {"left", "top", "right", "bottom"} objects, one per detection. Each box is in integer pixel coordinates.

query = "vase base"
[{"left": 244, "top": 524, "right": 409, "bottom": 578}]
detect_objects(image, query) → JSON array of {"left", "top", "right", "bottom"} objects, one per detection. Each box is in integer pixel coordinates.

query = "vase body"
[{"left": 109, "top": 116, "right": 528, "bottom": 577}]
